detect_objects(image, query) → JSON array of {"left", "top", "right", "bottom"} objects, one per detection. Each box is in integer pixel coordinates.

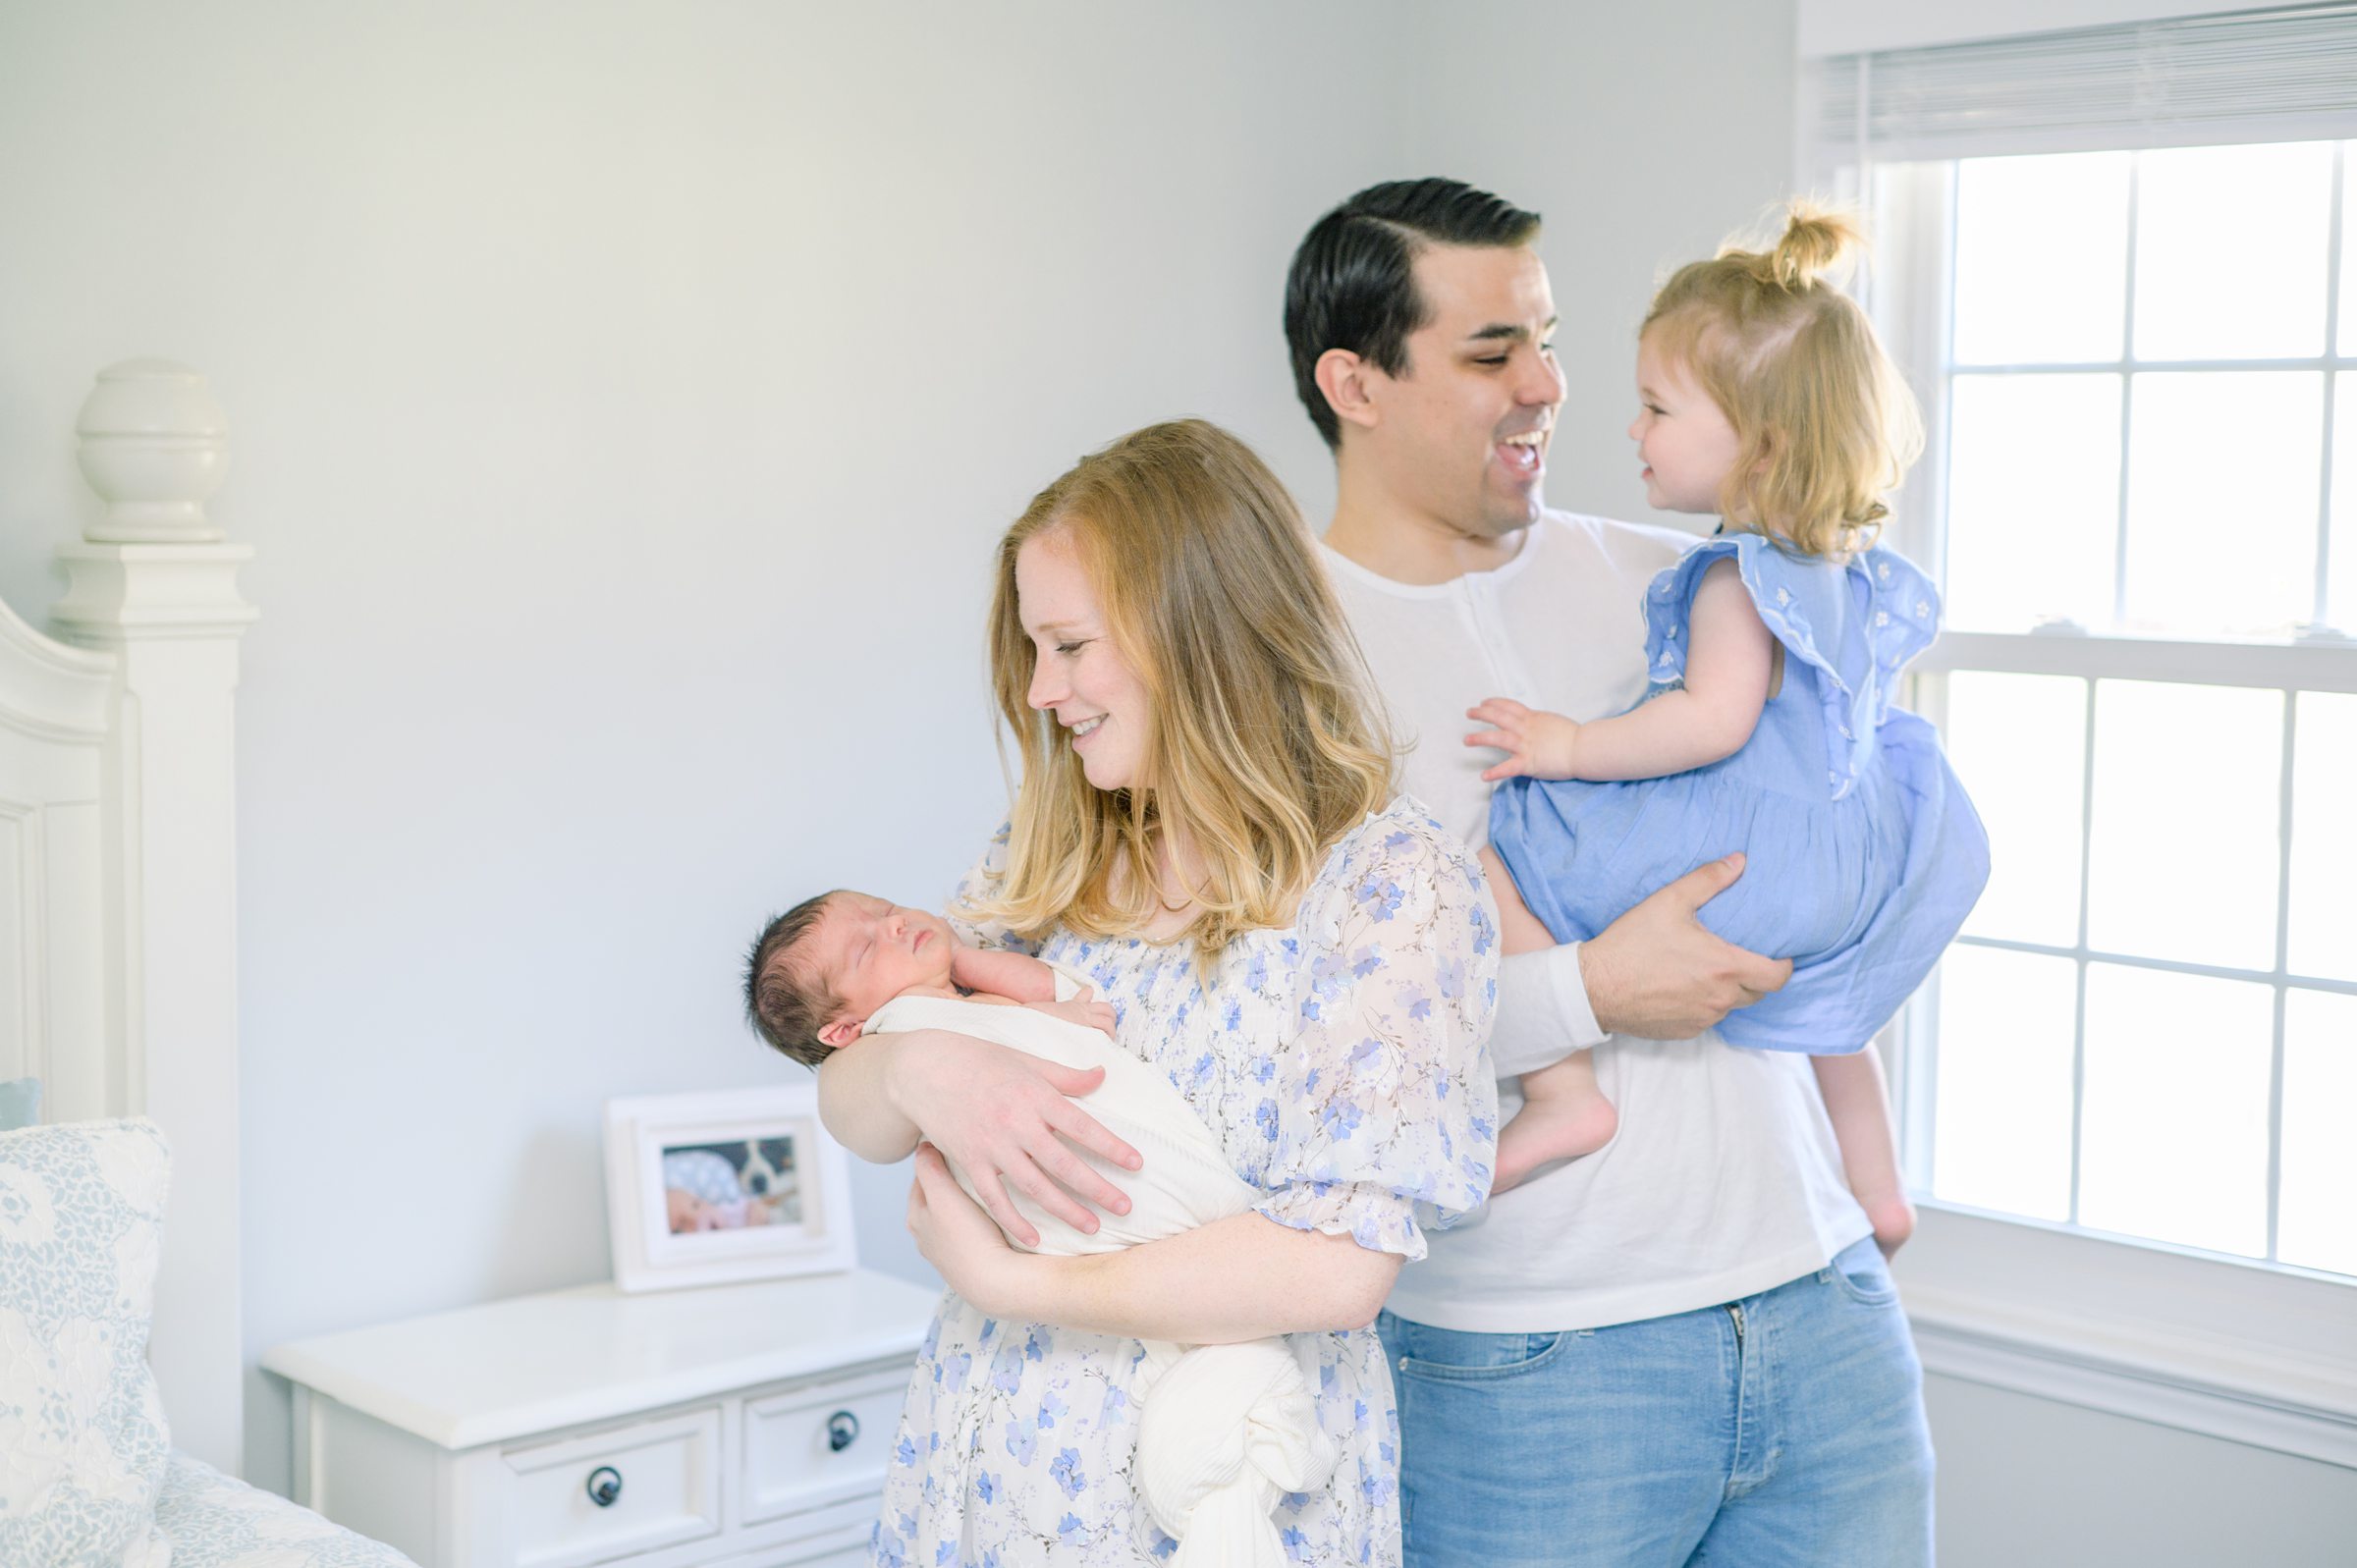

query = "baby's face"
[{"left": 805, "top": 892, "right": 958, "bottom": 1041}]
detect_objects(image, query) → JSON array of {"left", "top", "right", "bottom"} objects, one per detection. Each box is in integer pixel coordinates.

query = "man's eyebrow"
[{"left": 1466, "top": 316, "right": 1561, "bottom": 344}]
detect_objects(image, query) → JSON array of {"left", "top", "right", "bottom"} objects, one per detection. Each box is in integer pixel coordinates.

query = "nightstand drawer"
[
  {"left": 706, "top": 1523, "right": 873, "bottom": 1567},
  {"left": 742, "top": 1365, "right": 908, "bottom": 1525},
  {"left": 502, "top": 1406, "right": 723, "bottom": 1568}
]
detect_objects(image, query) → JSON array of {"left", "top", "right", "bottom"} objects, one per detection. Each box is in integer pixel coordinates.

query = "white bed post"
[{"left": 51, "top": 359, "right": 257, "bottom": 1477}]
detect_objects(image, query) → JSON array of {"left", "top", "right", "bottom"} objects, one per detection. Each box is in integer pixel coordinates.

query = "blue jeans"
[{"left": 1375, "top": 1238, "right": 1933, "bottom": 1566}]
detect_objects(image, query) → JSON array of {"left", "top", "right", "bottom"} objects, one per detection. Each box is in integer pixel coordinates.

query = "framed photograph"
[{"left": 603, "top": 1085, "right": 856, "bottom": 1293}]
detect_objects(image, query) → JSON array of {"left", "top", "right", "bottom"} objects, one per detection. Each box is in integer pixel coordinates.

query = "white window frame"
[{"left": 1800, "top": 19, "right": 2357, "bottom": 1466}]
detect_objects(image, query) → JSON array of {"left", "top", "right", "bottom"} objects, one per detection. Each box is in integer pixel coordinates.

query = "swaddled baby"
[{"left": 742, "top": 890, "right": 1336, "bottom": 1567}]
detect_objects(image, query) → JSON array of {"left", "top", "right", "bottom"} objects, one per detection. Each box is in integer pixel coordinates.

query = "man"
[{"left": 1288, "top": 179, "right": 1934, "bottom": 1566}]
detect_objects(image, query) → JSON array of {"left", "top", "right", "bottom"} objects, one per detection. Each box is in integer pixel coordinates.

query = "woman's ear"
[{"left": 1315, "top": 347, "right": 1382, "bottom": 435}]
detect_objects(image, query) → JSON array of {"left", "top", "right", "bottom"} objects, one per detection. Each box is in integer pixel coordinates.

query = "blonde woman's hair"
[
  {"left": 973, "top": 419, "right": 1396, "bottom": 959},
  {"left": 1642, "top": 200, "right": 1923, "bottom": 559}
]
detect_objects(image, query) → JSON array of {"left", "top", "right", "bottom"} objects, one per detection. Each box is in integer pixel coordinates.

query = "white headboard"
[{"left": 1, "top": 359, "right": 256, "bottom": 1475}]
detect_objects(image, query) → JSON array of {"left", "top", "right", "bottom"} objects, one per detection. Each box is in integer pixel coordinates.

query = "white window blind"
[{"left": 1806, "top": 4, "right": 2357, "bottom": 171}]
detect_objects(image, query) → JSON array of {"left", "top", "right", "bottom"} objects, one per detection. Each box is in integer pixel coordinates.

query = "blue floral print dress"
[{"left": 872, "top": 797, "right": 1500, "bottom": 1567}]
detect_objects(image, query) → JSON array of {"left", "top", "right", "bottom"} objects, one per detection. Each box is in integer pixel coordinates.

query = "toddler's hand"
[
  {"left": 1030, "top": 985, "right": 1118, "bottom": 1039},
  {"left": 1466, "top": 697, "right": 1584, "bottom": 782}
]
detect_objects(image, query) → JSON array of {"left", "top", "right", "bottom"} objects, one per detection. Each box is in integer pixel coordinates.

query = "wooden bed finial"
[{"left": 75, "top": 357, "right": 232, "bottom": 544}]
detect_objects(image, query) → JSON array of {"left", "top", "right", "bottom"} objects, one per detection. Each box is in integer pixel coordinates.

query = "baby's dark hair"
[{"left": 742, "top": 890, "right": 848, "bottom": 1068}]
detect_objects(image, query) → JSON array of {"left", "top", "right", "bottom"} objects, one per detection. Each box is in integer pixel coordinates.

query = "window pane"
[
  {"left": 1932, "top": 946, "right": 2075, "bottom": 1220},
  {"left": 2341, "top": 143, "right": 2357, "bottom": 360},
  {"left": 2288, "top": 692, "right": 2357, "bottom": 981},
  {"left": 1946, "top": 672, "right": 2085, "bottom": 946},
  {"left": 2331, "top": 371, "right": 2356, "bottom": 633},
  {"left": 2079, "top": 964, "right": 2272, "bottom": 1257},
  {"left": 2280, "top": 988, "right": 2357, "bottom": 1275},
  {"left": 2123, "top": 371, "right": 2323, "bottom": 636},
  {"left": 2134, "top": 141, "right": 2333, "bottom": 361},
  {"left": 2086, "top": 680, "right": 2281, "bottom": 970},
  {"left": 1945, "top": 374, "right": 2121, "bottom": 631},
  {"left": 1953, "top": 152, "right": 2129, "bottom": 365}
]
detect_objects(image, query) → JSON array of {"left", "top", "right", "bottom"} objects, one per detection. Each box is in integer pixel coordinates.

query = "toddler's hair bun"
[{"left": 1727, "top": 199, "right": 1863, "bottom": 292}]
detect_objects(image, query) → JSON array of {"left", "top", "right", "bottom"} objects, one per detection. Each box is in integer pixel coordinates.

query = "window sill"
[
  {"left": 1895, "top": 1205, "right": 2357, "bottom": 1465},
  {"left": 1917, "top": 629, "right": 2357, "bottom": 692}
]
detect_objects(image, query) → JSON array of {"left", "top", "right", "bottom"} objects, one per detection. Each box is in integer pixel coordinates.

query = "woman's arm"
[
  {"left": 1467, "top": 558, "right": 1777, "bottom": 783},
  {"left": 814, "top": 1028, "right": 927, "bottom": 1162},
  {"left": 817, "top": 1028, "right": 1142, "bottom": 1246},
  {"left": 907, "top": 1146, "right": 1399, "bottom": 1340}
]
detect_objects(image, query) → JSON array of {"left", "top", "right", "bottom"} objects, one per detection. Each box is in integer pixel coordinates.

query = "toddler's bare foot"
[
  {"left": 1493, "top": 1094, "right": 1619, "bottom": 1195},
  {"left": 1862, "top": 1189, "right": 1916, "bottom": 1258}
]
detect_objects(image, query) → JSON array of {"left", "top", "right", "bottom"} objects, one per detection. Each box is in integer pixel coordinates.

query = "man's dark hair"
[
  {"left": 742, "top": 890, "right": 847, "bottom": 1069},
  {"left": 1284, "top": 179, "right": 1543, "bottom": 450}
]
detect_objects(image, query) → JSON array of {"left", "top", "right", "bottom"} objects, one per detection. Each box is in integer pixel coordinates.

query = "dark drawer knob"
[
  {"left": 586, "top": 1466, "right": 623, "bottom": 1508},
  {"left": 827, "top": 1411, "right": 860, "bottom": 1452}
]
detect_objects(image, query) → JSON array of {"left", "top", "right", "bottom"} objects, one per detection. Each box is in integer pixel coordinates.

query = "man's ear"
[
  {"left": 1315, "top": 347, "right": 1383, "bottom": 435},
  {"left": 818, "top": 1015, "right": 865, "bottom": 1050}
]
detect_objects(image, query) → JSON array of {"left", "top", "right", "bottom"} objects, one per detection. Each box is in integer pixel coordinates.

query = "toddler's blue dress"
[{"left": 1488, "top": 533, "right": 1989, "bottom": 1054}]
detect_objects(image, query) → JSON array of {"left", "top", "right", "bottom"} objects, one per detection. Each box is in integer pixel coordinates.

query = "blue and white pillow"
[
  {"left": 0, "top": 1078, "right": 38, "bottom": 1131},
  {"left": 156, "top": 1453, "right": 418, "bottom": 1567},
  {"left": 0, "top": 1117, "right": 173, "bottom": 1566}
]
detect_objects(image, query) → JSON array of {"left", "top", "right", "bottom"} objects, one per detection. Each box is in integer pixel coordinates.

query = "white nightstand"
[{"left": 262, "top": 1269, "right": 941, "bottom": 1568}]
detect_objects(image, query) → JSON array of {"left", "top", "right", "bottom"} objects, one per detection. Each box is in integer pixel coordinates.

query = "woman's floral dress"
[{"left": 872, "top": 797, "right": 1499, "bottom": 1567}]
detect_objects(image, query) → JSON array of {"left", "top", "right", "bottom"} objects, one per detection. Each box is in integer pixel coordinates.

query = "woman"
[{"left": 818, "top": 419, "right": 1498, "bottom": 1566}]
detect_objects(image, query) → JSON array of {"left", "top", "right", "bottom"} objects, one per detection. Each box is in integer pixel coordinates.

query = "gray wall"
[
  {"left": 1926, "top": 1374, "right": 2357, "bottom": 1565},
  {"left": 1398, "top": 1, "right": 1799, "bottom": 528},
  {"left": 0, "top": 0, "right": 1409, "bottom": 1490}
]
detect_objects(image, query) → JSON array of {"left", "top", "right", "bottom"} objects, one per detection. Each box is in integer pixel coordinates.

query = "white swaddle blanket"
[{"left": 868, "top": 971, "right": 1339, "bottom": 1566}]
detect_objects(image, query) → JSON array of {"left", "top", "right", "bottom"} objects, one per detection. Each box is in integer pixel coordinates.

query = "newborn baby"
[{"left": 742, "top": 891, "right": 1335, "bottom": 1567}]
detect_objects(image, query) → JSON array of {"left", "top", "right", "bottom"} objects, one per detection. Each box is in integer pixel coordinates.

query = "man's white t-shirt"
[{"left": 1326, "top": 511, "right": 1871, "bottom": 1332}]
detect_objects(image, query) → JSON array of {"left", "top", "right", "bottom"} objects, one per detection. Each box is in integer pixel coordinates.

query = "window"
[
  {"left": 1801, "top": 0, "right": 2357, "bottom": 1463},
  {"left": 1886, "top": 139, "right": 2357, "bottom": 1279}
]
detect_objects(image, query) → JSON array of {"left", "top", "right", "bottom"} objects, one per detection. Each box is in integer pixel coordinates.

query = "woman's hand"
[
  {"left": 907, "top": 1143, "right": 1032, "bottom": 1318},
  {"left": 889, "top": 1029, "right": 1140, "bottom": 1248}
]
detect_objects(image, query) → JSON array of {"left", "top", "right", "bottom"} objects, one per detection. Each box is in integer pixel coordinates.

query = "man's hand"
[
  {"left": 1028, "top": 984, "right": 1118, "bottom": 1039},
  {"left": 1579, "top": 853, "right": 1791, "bottom": 1039},
  {"left": 1465, "top": 697, "right": 1585, "bottom": 783},
  {"left": 888, "top": 1029, "right": 1140, "bottom": 1248}
]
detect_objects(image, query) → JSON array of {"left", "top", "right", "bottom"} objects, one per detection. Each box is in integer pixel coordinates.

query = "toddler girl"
[{"left": 1471, "top": 204, "right": 1988, "bottom": 1246}]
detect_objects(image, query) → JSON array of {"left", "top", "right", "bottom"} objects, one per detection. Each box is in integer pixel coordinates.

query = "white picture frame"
[{"left": 603, "top": 1085, "right": 857, "bottom": 1293}]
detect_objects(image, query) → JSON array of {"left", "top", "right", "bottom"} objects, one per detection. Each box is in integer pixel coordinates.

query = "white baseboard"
[{"left": 1910, "top": 1296, "right": 2357, "bottom": 1467}]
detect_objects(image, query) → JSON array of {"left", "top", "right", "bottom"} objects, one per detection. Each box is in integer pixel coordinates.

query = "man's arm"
[
  {"left": 1491, "top": 942, "right": 1607, "bottom": 1075},
  {"left": 1490, "top": 853, "right": 1796, "bottom": 1072}
]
